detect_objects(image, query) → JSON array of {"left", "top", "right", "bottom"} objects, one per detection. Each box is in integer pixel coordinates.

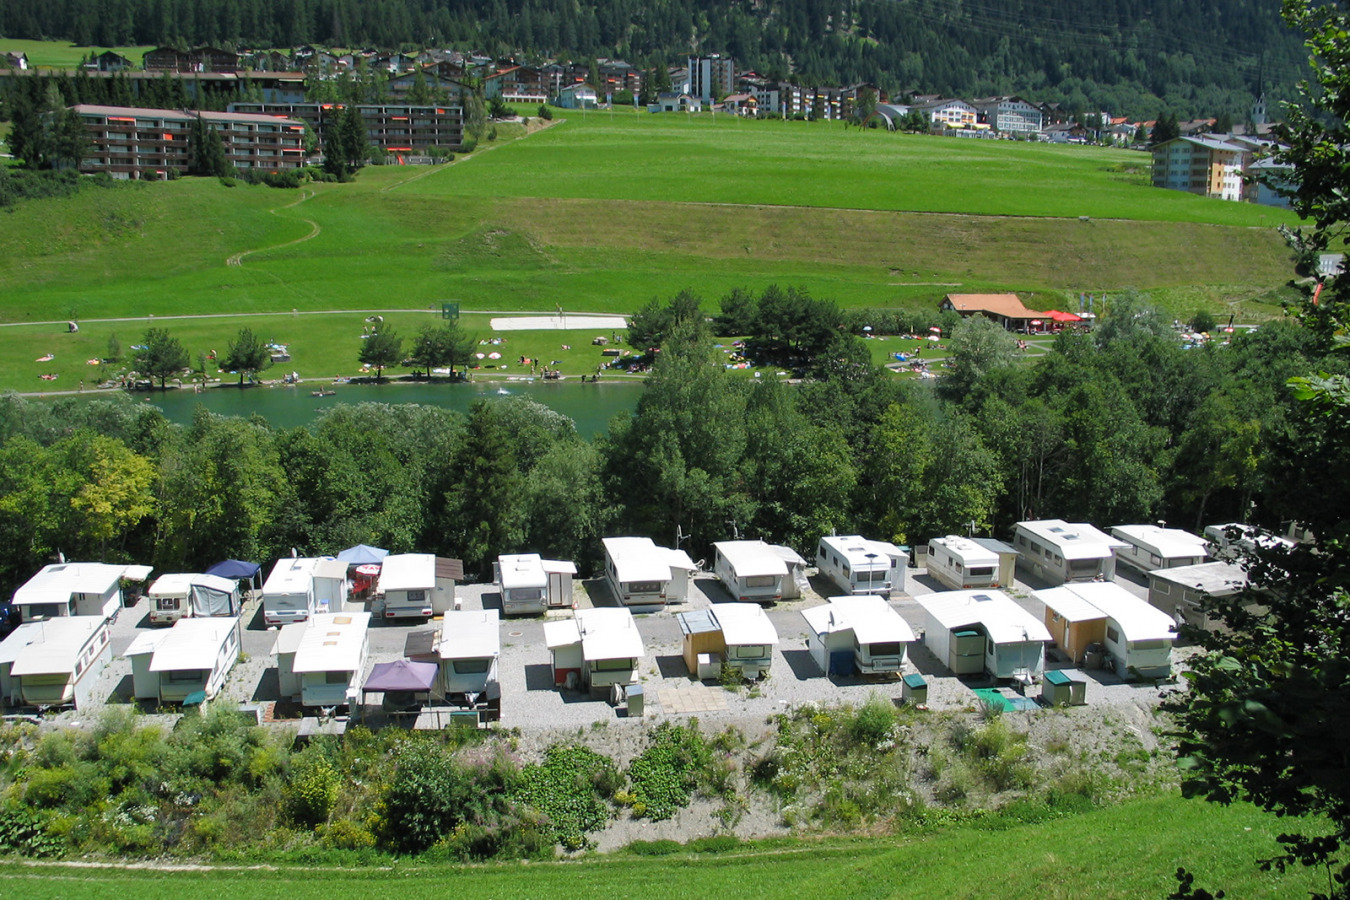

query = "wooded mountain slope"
[{"left": 0, "top": 0, "right": 1306, "bottom": 119}]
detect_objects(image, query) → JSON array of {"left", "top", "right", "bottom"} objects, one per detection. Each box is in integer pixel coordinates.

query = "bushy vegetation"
[{"left": 513, "top": 745, "right": 618, "bottom": 851}]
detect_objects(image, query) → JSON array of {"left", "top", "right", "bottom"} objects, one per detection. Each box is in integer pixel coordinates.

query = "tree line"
[
  {"left": 0, "top": 0, "right": 1308, "bottom": 120},
  {"left": 0, "top": 284, "right": 1337, "bottom": 597}
]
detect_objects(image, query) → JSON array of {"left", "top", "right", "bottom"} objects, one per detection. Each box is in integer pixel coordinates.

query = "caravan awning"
[
  {"left": 205, "top": 559, "right": 261, "bottom": 580},
  {"left": 363, "top": 659, "right": 437, "bottom": 692}
]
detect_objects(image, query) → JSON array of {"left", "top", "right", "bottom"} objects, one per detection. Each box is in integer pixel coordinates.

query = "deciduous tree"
[
  {"left": 220, "top": 327, "right": 273, "bottom": 386},
  {"left": 134, "top": 327, "right": 190, "bottom": 390},
  {"left": 358, "top": 327, "right": 402, "bottom": 382}
]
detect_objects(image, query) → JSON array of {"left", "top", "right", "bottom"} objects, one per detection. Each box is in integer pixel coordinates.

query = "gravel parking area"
[{"left": 19, "top": 561, "right": 1178, "bottom": 741}]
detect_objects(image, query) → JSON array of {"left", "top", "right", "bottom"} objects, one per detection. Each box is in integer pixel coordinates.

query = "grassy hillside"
[
  {"left": 0, "top": 795, "right": 1319, "bottom": 898},
  {"left": 0, "top": 112, "right": 1302, "bottom": 392}
]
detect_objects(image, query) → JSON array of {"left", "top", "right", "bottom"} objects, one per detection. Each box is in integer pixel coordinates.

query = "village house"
[{"left": 1150, "top": 134, "right": 1245, "bottom": 201}]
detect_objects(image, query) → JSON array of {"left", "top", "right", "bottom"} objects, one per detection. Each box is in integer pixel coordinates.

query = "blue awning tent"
[
  {"left": 337, "top": 544, "right": 389, "bottom": 565},
  {"left": 204, "top": 559, "right": 263, "bottom": 591}
]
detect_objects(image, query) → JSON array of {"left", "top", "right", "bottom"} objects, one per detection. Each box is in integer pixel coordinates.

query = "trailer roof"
[
  {"left": 1149, "top": 561, "right": 1249, "bottom": 596},
  {"left": 710, "top": 603, "right": 779, "bottom": 646},
  {"left": 819, "top": 534, "right": 907, "bottom": 564},
  {"left": 149, "top": 573, "right": 237, "bottom": 598},
  {"left": 149, "top": 617, "right": 239, "bottom": 672},
  {"left": 1034, "top": 586, "right": 1106, "bottom": 623},
  {"left": 1014, "top": 520, "right": 1127, "bottom": 560},
  {"left": 929, "top": 535, "right": 999, "bottom": 565},
  {"left": 498, "top": 554, "right": 547, "bottom": 590},
  {"left": 438, "top": 609, "right": 500, "bottom": 660},
  {"left": 675, "top": 609, "right": 720, "bottom": 636},
  {"left": 1110, "top": 525, "right": 1209, "bottom": 559},
  {"left": 5, "top": 617, "right": 105, "bottom": 676},
  {"left": 124, "top": 628, "right": 171, "bottom": 659},
  {"left": 13, "top": 562, "right": 141, "bottom": 607},
  {"left": 801, "top": 595, "right": 915, "bottom": 643},
  {"left": 916, "top": 590, "right": 1051, "bottom": 644},
  {"left": 1042, "top": 582, "right": 1176, "bottom": 641},
  {"left": 293, "top": 612, "right": 371, "bottom": 673},
  {"left": 377, "top": 553, "right": 436, "bottom": 592},
  {"left": 263, "top": 557, "right": 320, "bottom": 594},
  {"left": 603, "top": 537, "right": 689, "bottom": 584},
  {"left": 714, "top": 540, "right": 789, "bottom": 578},
  {"left": 546, "top": 608, "right": 643, "bottom": 660}
]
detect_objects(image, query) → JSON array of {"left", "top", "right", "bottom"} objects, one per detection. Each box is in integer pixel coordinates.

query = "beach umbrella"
[{"left": 337, "top": 544, "right": 388, "bottom": 565}]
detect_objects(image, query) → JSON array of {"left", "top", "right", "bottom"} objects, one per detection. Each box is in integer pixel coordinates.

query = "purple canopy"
[{"left": 363, "top": 659, "right": 438, "bottom": 692}]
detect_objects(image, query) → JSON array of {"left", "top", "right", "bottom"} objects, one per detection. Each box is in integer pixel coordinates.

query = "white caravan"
[
  {"left": 1011, "top": 520, "right": 1126, "bottom": 585},
  {"left": 494, "top": 554, "right": 577, "bottom": 615},
  {"left": 1110, "top": 525, "right": 1209, "bottom": 573},
  {"left": 12, "top": 562, "right": 151, "bottom": 623},
  {"left": 816, "top": 535, "right": 907, "bottom": 595},
  {"left": 273, "top": 612, "right": 370, "bottom": 708},
  {"left": 710, "top": 603, "right": 778, "bottom": 680},
  {"left": 713, "top": 540, "right": 787, "bottom": 602},
  {"left": 601, "top": 537, "right": 697, "bottom": 608},
  {"left": 544, "top": 607, "right": 644, "bottom": 693},
  {"left": 378, "top": 553, "right": 457, "bottom": 620},
  {"left": 262, "top": 557, "right": 322, "bottom": 626},
  {"left": 0, "top": 616, "right": 112, "bottom": 710},
  {"left": 917, "top": 590, "right": 1050, "bottom": 680},
  {"left": 128, "top": 617, "right": 241, "bottom": 704},
  {"left": 926, "top": 536, "right": 1001, "bottom": 590},
  {"left": 147, "top": 573, "right": 242, "bottom": 625},
  {"left": 801, "top": 595, "right": 915, "bottom": 677}
]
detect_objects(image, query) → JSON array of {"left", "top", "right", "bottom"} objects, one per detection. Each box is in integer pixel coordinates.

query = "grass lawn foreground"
[{"left": 0, "top": 795, "right": 1320, "bottom": 899}]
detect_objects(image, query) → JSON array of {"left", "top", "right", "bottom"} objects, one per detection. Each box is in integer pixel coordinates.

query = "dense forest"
[
  {"left": 0, "top": 287, "right": 1338, "bottom": 596},
  {"left": 0, "top": 0, "right": 1309, "bottom": 119}
]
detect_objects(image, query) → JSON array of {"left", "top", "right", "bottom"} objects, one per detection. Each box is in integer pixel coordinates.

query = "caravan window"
[
  {"left": 1154, "top": 581, "right": 1171, "bottom": 596},
  {"left": 407, "top": 590, "right": 427, "bottom": 602},
  {"left": 732, "top": 645, "right": 768, "bottom": 659},
  {"left": 1132, "top": 639, "right": 1167, "bottom": 651},
  {"left": 1068, "top": 558, "right": 1099, "bottom": 574},
  {"left": 746, "top": 575, "right": 776, "bottom": 588},
  {"left": 624, "top": 581, "right": 661, "bottom": 595},
  {"left": 326, "top": 670, "right": 349, "bottom": 684},
  {"left": 969, "top": 566, "right": 994, "bottom": 577},
  {"left": 508, "top": 588, "right": 543, "bottom": 602},
  {"left": 592, "top": 657, "right": 634, "bottom": 672},
  {"left": 1105, "top": 625, "right": 1121, "bottom": 644},
  {"left": 453, "top": 658, "right": 491, "bottom": 674},
  {"left": 167, "top": 669, "right": 206, "bottom": 684},
  {"left": 868, "top": 641, "right": 902, "bottom": 658},
  {"left": 156, "top": 597, "right": 181, "bottom": 611}
]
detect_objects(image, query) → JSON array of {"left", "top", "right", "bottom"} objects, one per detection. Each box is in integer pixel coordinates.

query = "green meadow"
[
  {"left": 0, "top": 110, "right": 1303, "bottom": 392},
  {"left": 0, "top": 795, "right": 1320, "bottom": 899},
  {"left": 0, "top": 39, "right": 154, "bottom": 68}
]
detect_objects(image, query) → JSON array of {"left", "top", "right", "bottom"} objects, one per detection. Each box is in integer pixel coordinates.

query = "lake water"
[{"left": 116, "top": 379, "right": 644, "bottom": 438}]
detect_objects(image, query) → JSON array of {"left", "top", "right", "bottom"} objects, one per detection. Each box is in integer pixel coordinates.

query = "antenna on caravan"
[
  {"left": 966, "top": 520, "right": 977, "bottom": 537},
  {"left": 727, "top": 520, "right": 741, "bottom": 540},
  {"left": 676, "top": 525, "right": 691, "bottom": 549}
]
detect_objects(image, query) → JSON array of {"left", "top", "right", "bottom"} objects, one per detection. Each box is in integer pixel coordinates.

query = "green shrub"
[
  {"left": 626, "top": 838, "right": 682, "bottom": 856},
  {"left": 514, "top": 744, "right": 617, "bottom": 851},
  {"left": 284, "top": 753, "right": 340, "bottom": 828},
  {"left": 686, "top": 834, "right": 740, "bottom": 853},
  {"left": 0, "top": 808, "right": 63, "bottom": 857},
  {"left": 849, "top": 694, "right": 897, "bottom": 747},
  {"left": 627, "top": 722, "right": 713, "bottom": 821},
  {"left": 378, "top": 737, "right": 474, "bottom": 854}
]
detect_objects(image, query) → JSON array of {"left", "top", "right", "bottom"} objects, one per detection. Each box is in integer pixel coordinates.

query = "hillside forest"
[
  {"left": 0, "top": 287, "right": 1338, "bottom": 594},
  {"left": 0, "top": 0, "right": 1308, "bottom": 120}
]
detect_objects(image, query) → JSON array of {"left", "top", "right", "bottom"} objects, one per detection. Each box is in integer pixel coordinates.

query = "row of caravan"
[{"left": 928, "top": 520, "right": 1230, "bottom": 592}]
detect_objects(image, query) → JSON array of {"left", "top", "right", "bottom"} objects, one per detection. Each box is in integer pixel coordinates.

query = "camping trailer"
[
  {"left": 0, "top": 617, "right": 112, "bottom": 710},
  {"left": 1036, "top": 582, "right": 1177, "bottom": 679},
  {"left": 1146, "top": 561, "right": 1251, "bottom": 632},
  {"left": 130, "top": 616, "right": 240, "bottom": 704},
  {"left": 815, "top": 535, "right": 907, "bottom": 596},
  {"left": 1011, "top": 520, "right": 1126, "bottom": 585},
  {"left": 147, "top": 573, "right": 242, "bottom": 625},
  {"left": 262, "top": 557, "right": 322, "bottom": 625},
  {"left": 494, "top": 554, "right": 577, "bottom": 615},
  {"left": 601, "top": 537, "right": 697, "bottom": 608},
  {"left": 438, "top": 609, "right": 501, "bottom": 714},
  {"left": 713, "top": 540, "right": 787, "bottom": 602},
  {"left": 708, "top": 603, "right": 778, "bottom": 680},
  {"left": 1110, "top": 525, "right": 1209, "bottom": 573},
  {"left": 12, "top": 562, "right": 151, "bottom": 623},
  {"left": 377, "top": 554, "right": 461, "bottom": 620},
  {"left": 800, "top": 595, "right": 915, "bottom": 677},
  {"left": 543, "top": 607, "right": 644, "bottom": 694},
  {"left": 1203, "top": 523, "right": 1296, "bottom": 562},
  {"left": 926, "top": 536, "right": 1001, "bottom": 590},
  {"left": 273, "top": 612, "right": 370, "bottom": 708},
  {"left": 916, "top": 590, "right": 1050, "bottom": 680}
]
